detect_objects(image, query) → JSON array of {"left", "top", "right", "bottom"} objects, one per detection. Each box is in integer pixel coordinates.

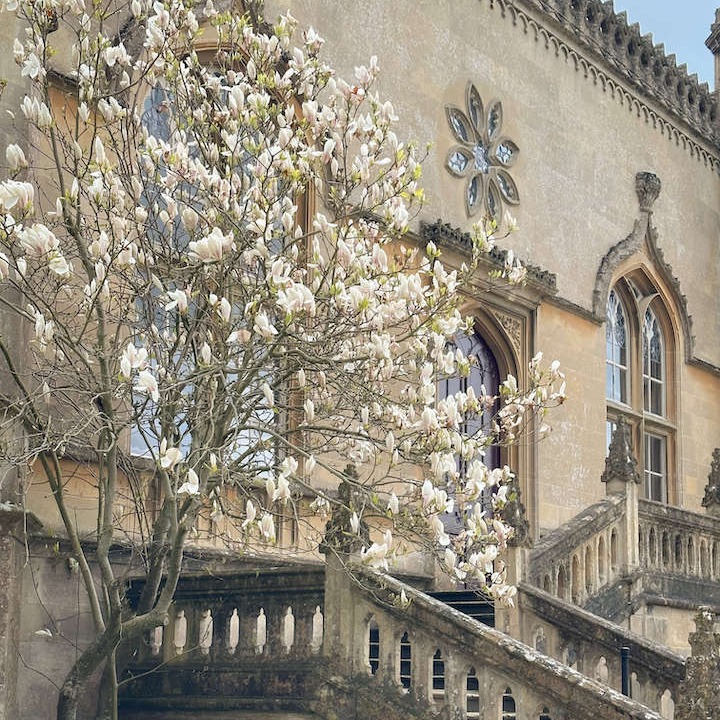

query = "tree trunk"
[{"left": 95, "top": 651, "right": 118, "bottom": 720}]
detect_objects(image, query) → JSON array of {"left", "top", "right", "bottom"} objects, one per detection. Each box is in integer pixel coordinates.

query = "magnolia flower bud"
[{"left": 5, "top": 144, "right": 26, "bottom": 169}]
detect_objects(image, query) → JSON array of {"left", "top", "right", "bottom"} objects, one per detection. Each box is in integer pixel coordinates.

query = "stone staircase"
[
  {"left": 119, "top": 550, "right": 687, "bottom": 720},
  {"left": 428, "top": 589, "right": 495, "bottom": 626}
]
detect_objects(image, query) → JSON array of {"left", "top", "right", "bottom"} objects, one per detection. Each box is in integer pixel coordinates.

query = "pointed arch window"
[
  {"left": 642, "top": 307, "right": 664, "bottom": 416},
  {"left": 605, "top": 278, "right": 675, "bottom": 503},
  {"left": 438, "top": 328, "right": 501, "bottom": 530},
  {"left": 605, "top": 289, "right": 628, "bottom": 404}
]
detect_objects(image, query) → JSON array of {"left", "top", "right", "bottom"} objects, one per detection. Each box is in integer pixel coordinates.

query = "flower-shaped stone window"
[{"left": 445, "top": 83, "right": 520, "bottom": 219}]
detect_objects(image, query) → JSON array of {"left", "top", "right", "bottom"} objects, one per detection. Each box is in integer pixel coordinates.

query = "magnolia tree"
[{"left": 0, "top": 0, "right": 564, "bottom": 717}]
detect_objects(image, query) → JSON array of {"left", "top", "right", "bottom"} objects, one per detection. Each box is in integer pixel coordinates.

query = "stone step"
[{"left": 428, "top": 590, "right": 495, "bottom": 626}]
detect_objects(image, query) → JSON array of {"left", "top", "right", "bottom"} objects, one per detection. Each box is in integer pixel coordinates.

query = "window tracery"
[
  {"left": 445, "top": 83, "right": 520, "bottom": 219},
  {"left": 605, "top": 276, "right": 675, "bottom": 503}
]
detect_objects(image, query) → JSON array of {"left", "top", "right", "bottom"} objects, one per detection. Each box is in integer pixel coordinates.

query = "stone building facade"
[{"left": 3, "top": 0, "right": 720, "bottom": 718}]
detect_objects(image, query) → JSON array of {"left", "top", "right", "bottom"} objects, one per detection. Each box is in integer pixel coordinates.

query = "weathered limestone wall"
[
  {"left": 535, "top": 303, "right": 606, "bottom": 529},
  {"left": 267, "top": 0, "right": 720, "bottom": 529},
  {"left": 267, "top": 0, "right": 720, "bottom": 363},
  {"left": 630, "top": 605, "right": 695, "bottom": 658},
  {"left": 16, "top": 543, "right": 101, "bottom": 720}
]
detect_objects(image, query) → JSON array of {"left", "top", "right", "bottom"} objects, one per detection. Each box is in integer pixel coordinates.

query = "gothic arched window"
[
  {"left": 605, "top": 277, "right": 674, "bottom": 503},
  {"left": 438, "top": 329, "right": 501, "bottom": 468},
  {"left": 438, "top": 329, "right": 501, "bottom": 530}
]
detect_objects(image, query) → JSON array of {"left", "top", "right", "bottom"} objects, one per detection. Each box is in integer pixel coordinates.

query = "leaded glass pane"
[
  {"left": 605, "top": 290, "right": 628, "bottom": 403},
  {"left": 141, "top": 85, "right": 172, "bottom": 142},
  {"left": 487, "top": 101, "right": 503, "bottom": 141},
  {"left": 448, "top": 148, "right": 471, "bottom": 176},
  {"left": 495, "top": 140, "right": 519, "bottom": 167},
  {"left": 487, "top": 180, "right": 500, "bottom": 219},
  {"left": 447, "top": 107, "right": 472, "bottom": 143},
  {"left": 467, "top": 84, "right": 484, "bottom": 135},
  {"left": 497, "top": 169, "right": 519, "bottom": 204},
  {"left": 439, "top": 331, "right": 500, "bottom": 531},
  {"left": 644, "top": 433, "right": 666, "bottom": 502},
  {"left": 606, "top": 420, "right": 617, "bottom": 455},
  {"left": 467, "top": 174, "right": 482, "bottom": 214},
  {"left": 642, "top": 308, "right": 664, "bottom": 416}
]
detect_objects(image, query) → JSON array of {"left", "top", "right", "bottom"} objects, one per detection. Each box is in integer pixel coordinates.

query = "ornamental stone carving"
[
  {"left": 321, "top": 465, "right": 370, "bottom": 555},
  {"left": 601, "top": 417, "right": 640, "bottom": 487},
  {"left": 491, "top": 310, "right": 522, "bottom": 357},
  {"left": 445, "top": 83, "right": 520, "bottom": 220},
  {"left": 701, "top": 448, "right": 720, "bottom": 517},
  {"left": 635, "top": 172, "right": 661, "bottom": 212}
]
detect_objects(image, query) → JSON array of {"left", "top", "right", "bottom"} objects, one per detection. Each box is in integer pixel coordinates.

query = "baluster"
[
  {"left": 198, "top": 608, "right": 213, "bottom": 656},
  {"left": 149, "top": 625, "right": 163, "bottom": 657},
  {"left": 226, "top": 608, "right": 240, "bottom": 655},
  {"left": 173, "top": 608, "right": 187, "bottom": 656},
  {"left": 255, "top": 607, "right": 267, "bottom": 654},
  {"left": 311, "top": 605, "right": 324, "bottom": 654},
  {"left": 282, "top": 605, "right": 295, "bottom": 654}
]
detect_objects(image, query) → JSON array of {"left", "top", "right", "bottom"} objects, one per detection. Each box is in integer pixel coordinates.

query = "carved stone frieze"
[{"left": 422, "top": 220, "right": 558, "bottom": 294}]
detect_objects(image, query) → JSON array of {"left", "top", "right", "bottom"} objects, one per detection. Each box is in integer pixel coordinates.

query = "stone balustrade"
[
  {"left": 120, "top": 562, "right": 326, "bottom": 714},
  {"left": 323, "top": 558, "right": 663, "bottom": 720},
  {"left": 528, "top": 495, "right": 627, "bottom": 606},
  {"left": 638, "top": 500, "right": 720, "bottom": 581},
  {"left": 528, "top": 492, "right": 720, "bottom": 613},
  {"left": 518, "top": 583, "right": 684, "bottom": 716}
]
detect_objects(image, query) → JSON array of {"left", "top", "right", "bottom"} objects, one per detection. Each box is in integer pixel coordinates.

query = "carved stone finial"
[
  {"left": 635, "top": 172, "right": 661, "bottom": 212},
  {"left": 674, "top": 609, "right": 720, "bottom": 720},
  {"left": 500, "top": 482, "right": 532, "bottom": 548},
  {"left": 601, "top": 418, "right": 640, "bottom": 487},
  {"left": 701, "top": 448, "right": 720, "bottom": 516},
  {"left": 320, "top": 464, "right": 369, "bottom": 556}
]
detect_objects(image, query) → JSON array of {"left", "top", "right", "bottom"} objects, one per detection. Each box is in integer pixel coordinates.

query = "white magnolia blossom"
[
  {"left": 0, "top": 2, "right": 568, "bottom": 664},
  {"left": 5, "top": 144, "right": 27, "bottom": 169},
  {"left": 134, "top": 370, "right": 160, "bottom": 403},
  {"left": 177, "top": 468, "right": 200, "bottom": 495},
  {"left": 0, "top": 180, "right": 33, "bottom": 211},
  {"left": 159, "top": 440, "right": 183, "bottom": 470}
]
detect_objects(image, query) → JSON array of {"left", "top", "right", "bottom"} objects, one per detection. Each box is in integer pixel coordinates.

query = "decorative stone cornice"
[
  {"left": 601, "top": 417, "right": 640, "bottom": 486},
  {"left": 489, "top": 0, "right": 720, "bottom": 165},
  {"left": 422, "top": 220, "right": 558, "bottom": 294}
]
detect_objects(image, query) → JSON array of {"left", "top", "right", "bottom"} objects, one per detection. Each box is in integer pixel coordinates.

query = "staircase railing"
[
  {"left": 323, "top": 556, "right": 663, "bottom": 720},
  {"left": 120, "top": 562, "right": 326, "bottom": 713},
  {"left": 528, "top": 494, "right": 627, "bottom": 604},
  {"left": 638, "top": 499, "right": 720, "bottom": 581},
  {"left": 518, "top": 582, "right": 684, "bottom": 712}
]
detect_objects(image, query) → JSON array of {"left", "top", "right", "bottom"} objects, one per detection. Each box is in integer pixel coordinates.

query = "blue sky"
[{"left": 614, "top": 1, "right": 717, "bottom": 87}]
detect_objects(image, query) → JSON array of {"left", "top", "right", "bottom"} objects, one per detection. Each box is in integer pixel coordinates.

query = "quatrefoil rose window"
[{"left": 445, "top": 83, "right": 520, "bottom": 219}]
